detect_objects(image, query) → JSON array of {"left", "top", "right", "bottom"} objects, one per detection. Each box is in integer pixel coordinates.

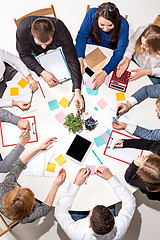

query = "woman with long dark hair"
[{"left": 75, "top": 2, "right": 129, "bottom": 89}]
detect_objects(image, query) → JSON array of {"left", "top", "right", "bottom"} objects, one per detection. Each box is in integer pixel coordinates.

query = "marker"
[
  {"left": 113, "top": 106, "right": 121, "bottom": 123},
  {"left": 92, "top": 150, "right": 103, "bottom": 165}
]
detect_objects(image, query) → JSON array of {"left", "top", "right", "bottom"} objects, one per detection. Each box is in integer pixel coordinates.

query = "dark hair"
[
  {"left": 90, "top": 205, "right": 115, "bottom": 235},
  {"left": 135, "top": 24, "right": 160, "bottom": 55},
  {"left": 90, "top": 2, "right": 122, "bottom": 49},
  {"left": 31, "top": 18, "right": 55, "bottom": 43}
]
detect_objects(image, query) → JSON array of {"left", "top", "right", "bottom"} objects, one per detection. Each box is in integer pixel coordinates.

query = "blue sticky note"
[
  {"left": 94, "top": 135, "right": 106, "bottom": 147},
  {"left": 94, "top": 107, "right": 98, "bottom": 111},
  {"left": 86, "top": 88, "right": 99, "bottom": 96},
  {"left": 106, "top": 129, "right": 111, "bottom": 135},
  {"left": 48, "top": 99, "right": 59, "bottom": 111}
]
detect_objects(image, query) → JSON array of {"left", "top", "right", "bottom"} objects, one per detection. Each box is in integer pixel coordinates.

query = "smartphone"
[{"left": 85, "top": 67, "right": 94, "bottom": 77}]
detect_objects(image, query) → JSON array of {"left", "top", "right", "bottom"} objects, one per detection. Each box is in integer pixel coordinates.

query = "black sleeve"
[
  {"left": 16, "top": 18, "right": 44, "bottom": 76},
  {"left": 123, "top": 139, "right": 160, "bottom": 156},
  {"left": 55, "top": 20, "right": 82, "bottom": 90}
]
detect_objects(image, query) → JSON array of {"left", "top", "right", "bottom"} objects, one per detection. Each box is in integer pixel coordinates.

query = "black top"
[
  {"left": 123, "top": 139, "right": 160, "bottom": 201},
  {"left": 16, "top": 16, "right": 82, "bottom": 90}
]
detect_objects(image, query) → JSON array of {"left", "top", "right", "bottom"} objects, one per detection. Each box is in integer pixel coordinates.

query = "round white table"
[{"left": 0, "top": 45, "right": 156, "bottom": 210}]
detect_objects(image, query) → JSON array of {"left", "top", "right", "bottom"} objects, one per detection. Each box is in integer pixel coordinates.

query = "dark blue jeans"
[{"left": 69, "top": 204, "right": 115, "bottom": 221}]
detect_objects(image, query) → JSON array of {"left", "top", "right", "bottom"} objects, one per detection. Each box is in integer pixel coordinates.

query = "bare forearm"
[
  {"left": 21, "top": 146, "right": 41, "bottom": 164},
  {"left": 44, "top": 183, "right": 59, "bottom": 206}
]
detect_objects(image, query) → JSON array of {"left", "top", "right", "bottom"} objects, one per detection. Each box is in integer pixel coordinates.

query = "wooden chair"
[
  {"left": 86, "top": 4, "right": 128, "bottom": 20},
  {"left": 14, "top": 4, "right": 57, "bottom": 27},
  {"left": 153, "top": 15, "right": 160, "bottom": 27},
  {"left": 0, "top": 213, "right": 19, "bottom": 237}
]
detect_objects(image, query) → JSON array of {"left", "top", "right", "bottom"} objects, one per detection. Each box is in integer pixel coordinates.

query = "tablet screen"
[{"left": 66, "top": 135, "right": 92, "bottom": 163}]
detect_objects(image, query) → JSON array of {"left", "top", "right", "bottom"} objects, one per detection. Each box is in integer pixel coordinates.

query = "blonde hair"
[
  {"left": 2, "top": 186, "right": 35, "bottom": 222},
  {"left": 135, "top": 24, "right": 160, "bottom": 55},
  {"left": 156, "top": 98, "right": 160, "bottom": 111},
  {"left": 137, "top": 153, "right": 160, "bottom": 192}
]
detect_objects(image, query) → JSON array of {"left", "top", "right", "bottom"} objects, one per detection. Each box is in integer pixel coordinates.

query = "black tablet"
[{"left": 65, "top": 134, "right": 93, "bottom": 165}]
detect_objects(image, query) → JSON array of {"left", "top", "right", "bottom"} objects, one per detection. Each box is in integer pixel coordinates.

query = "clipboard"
[
  {"left": 109, "top": 68, "right": 131, "bottom": 92},
  {"left": 104, "top": 130, "right": 143, "bottom": 164},
  {"left": 36, "top": 48, "right": 71, "bottom": 83},
  {"left": 0, "top": 116, "right": 38, "bottom": 147}
]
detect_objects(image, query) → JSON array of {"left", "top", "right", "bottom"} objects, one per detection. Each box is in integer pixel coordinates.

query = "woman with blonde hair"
[
  {"left": 125, "top": 154, "right": 160, "bottom": 201},
  {"left": 117, "top": 24, "right": 160, "bottom": 84},
  {"left": 0, "top": 137, "right": 66, "bottom": 223}
]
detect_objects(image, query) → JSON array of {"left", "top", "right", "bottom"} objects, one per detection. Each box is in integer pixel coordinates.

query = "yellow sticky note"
[
  {"left": 46, "top": 163, "right": 56, "bottom": 173},
  {"left": 116, "top": 92, "right": 125, "bottom": 101},
  {"left": 59, "top": 97, "right": 70, "bottom": 108},
  {"left": 18, "top": 78, "right": 28, "bottom": 89},
  {"left": 55, "top": 154, "right": 66, "bottom": 166},
  {"left": 10, "top": 87, "right": 19, "bottom": 96}
]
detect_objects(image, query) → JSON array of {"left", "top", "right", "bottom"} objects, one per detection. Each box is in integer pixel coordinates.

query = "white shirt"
[
  {"left": 0, "top": 48, "right": 30, "bottom": 107},
  {"left": 124, "top": 26, "right": 160, "bottom": 77},
  {"left": 55, "top": 176, "right": 136, "bottom": 240}
]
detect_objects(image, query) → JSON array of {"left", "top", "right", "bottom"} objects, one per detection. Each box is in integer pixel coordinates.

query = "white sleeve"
[
  {"left": 108, "top": 176, "right": 136, "bottom": 240},
  {"left": 55, "top": 183, "right": 84, "bottom": 240},
  {"left": 124, "top": 26, "right": 146, "bottom": 59},
  {"left": 125, "top": 122, "right": 137, "bottom": 135},
  {"left": 128, "top": 96, "right": 138, "bottom": 107},
  {"left": 0, "top": 99, "right": 12, "bottom": 107},
  {"left": 1, "top": 48, "right": 30, "bottom": 77}
]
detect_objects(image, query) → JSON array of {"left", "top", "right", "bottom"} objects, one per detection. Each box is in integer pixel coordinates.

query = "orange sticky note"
[
  {"left": 116, "top": 92, "right": 125, "bottom": 101},
  {"left": 46, "top": 162, "right": 56, "bottom": 173},
  {"left": 55, "top": 154, "right": 66, "bottom": 166},
  {"left": 59, "top": 97, "right": 70, "bottom": 108},
  {"left": 10, "top": 87, "right": 19, "bottom": 96},
  {"left": 18, "top": 78, "right": 28, "bottom": 89}
]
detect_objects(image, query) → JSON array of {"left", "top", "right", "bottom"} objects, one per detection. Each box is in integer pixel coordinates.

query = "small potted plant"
[{"left": 63, "top": 113, "right": 84, "bottom": 133}]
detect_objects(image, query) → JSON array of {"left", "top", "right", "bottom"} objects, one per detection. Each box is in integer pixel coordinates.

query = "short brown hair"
[
  {"left": 137, "top": 153, "right": 160, "bottom": 191},
  {"left": 3, "top": 186, "right": 35, "bottom": 222},
  {"left": 31, "top": 18, "right": 55, "bottom": 43},
  {"left": 135, "top": 24, "right": 160, "bottom": 55},
  {"left": 90, "top": 205, "right": 115, "bottom": 235},
  {"left": 156, "top": 98, "right": 160, "bottom": 111}
]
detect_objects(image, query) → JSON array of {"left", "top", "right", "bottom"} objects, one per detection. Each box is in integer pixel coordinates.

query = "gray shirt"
[{"left": 0, "top": 158, "right": 52, "bottom": 224}]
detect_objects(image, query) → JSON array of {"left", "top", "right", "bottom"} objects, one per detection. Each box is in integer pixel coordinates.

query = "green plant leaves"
[{"left": 63, "top": 113, "right": 84, "bottom": 133}]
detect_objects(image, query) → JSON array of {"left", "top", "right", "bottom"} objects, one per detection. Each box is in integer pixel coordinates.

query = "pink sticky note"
[
  {"left": 103, "top": 132, "right": 110, "bottom": 143},
  {"left": 85, "top": 79, "right": 95, "bottom": 88},
  {"left": 97, "top": 98, "right": 108, "bottom": 109},
  {"left": 104, "top": 75, "right": 111, "bottom": 86},
  {"left": 55, "top": 111, "right": 66, "bottom": 123},
  {"left": 86, "top": 165, "right": 96, "bottom": 175},
  {"left": 85, "top": 112, "right": 89, "bottom": 116}
]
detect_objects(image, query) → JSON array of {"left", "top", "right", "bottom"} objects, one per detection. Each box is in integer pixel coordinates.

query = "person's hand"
[
  {"left": 112, "top": 118, "right": 127, "bottom": 130},
  {"left": 78, "top": 57, "right": 85, "bottom": 75},
  {"left": 26, "top": 74, "right": 38, "bottom": 92},
  {"left": 17, "top": 119, "right": 31, "bottom": 131},
  {"left": 74, "top": 168, "right": 91, "bottom": 186},
  {"left": 129, "top": 69, "right": 152, "bottom": 82},
  {"left": 116, "top": 56, "right": 130, "bottom": 78},
  {"left": 41, "top": 70, "right": 59, "bottom": 87},
  {"left": 134, "top": 155, "right": 146, "bottom": 166},
  {"left": 38, "top": 137, "right": 57, "bottom": 150},
  {"left": 116, "top": 102, "right": 131, "bottom": 116},
  {"left": 95, "top": 166, "right": 113, "bottom": 180},
  {"left": 92, "top": 71, "right": 107, "bottom": 90},
  {"left": 113, "top": 139, "right": 124, "bottom": 148},
  {"left": 19, "top": 130, "right": 30, "bottom": 147},
  {"left": 53, "top": 168, "right": 66, "bottom": 187},
  {"left": 74, "top": 89, "right": 84, "bottom": 110},
  {"left": 12, "top": 100, "right": 31, "bottom": 111}
]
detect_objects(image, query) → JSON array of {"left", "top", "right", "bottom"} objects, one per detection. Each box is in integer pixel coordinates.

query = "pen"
[
  {"left": 38, "top": 81, "right": 45, "bottom": 98},
  {"left": 92, "top": 150, "right": 103, "bottom": 165},
  {"left": 113, "top": 140, "right": 124, "bottom": 149},
  {"left": 68, "top": 94, "right": 75, "bottom": 107},
  {"left": 30, "top": 90, "right": 34, "bottom": 103},
  {"left": 19, "top": 131, "right": 26, "bottom": 138}
]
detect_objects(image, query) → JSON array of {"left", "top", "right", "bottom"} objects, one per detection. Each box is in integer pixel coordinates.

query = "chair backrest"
[
  {"left": 0, "top": 213, "right": 19, "bottom": 237},
  {"left": 86, "top": 4, "right": 128, "bottom": 20},
  {"left": 14, "top": 4, "right": 56, "bottom": 27},
  {"left": 153, "top": 15, "right": 160, "bottom": 27}
]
